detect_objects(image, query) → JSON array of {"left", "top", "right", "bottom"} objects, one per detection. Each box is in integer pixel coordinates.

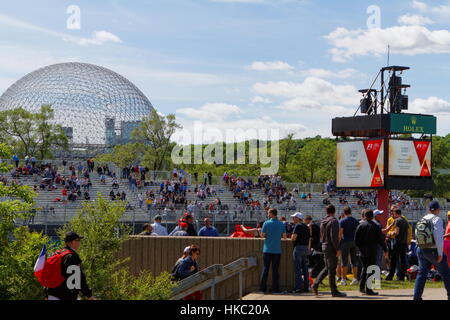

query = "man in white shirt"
[
  {"left": 413, "top": 200, "right": 450, "bottom": 300},
  {"left": 152, "top": 215, "right": 168, "bottom": 236}
]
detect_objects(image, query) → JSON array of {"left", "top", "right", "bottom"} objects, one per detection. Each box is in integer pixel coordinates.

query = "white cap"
[
  {"left": 183, "top": 246, "right": 191, "bottom": 254},
  {"left": 291, "top": 212, "right": 304, "bottom": 220},
  {"left": 373, "top": 209, "right": 384, "bottom": 216}
]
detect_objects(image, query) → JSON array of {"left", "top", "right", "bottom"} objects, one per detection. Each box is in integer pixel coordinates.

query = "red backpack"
[{"left": 38, "top": 249, "right": 74, "bottom": 288}]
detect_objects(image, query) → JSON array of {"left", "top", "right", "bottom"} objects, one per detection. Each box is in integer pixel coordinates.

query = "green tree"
[
  {"left": 132, "top": 109, "right": 181, "bottom": 171},
  {"left": 34, "top": 105, "right": 69, "bottom": 159},
  {"left": 96, "top": 143, "right": 145, "bottom": 168},
  {"left": 0, "top": 106, "right": 69, "bottom": 159},
  {"left": 0, "top": 143, "right": 50, "bottom": 300},
  {"left": 291, "top": 138, "right": 336, "bottom": 183},
  {"left": 58, "top": 195, "right": 177, "bottom": 300},
  {"left": 0, "top": 108, "right": 35, "bottom": 157}
]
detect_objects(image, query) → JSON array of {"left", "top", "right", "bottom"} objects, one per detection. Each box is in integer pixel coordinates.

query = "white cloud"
[
  {"left": 412, "top": 1, "right": 428, "bottom": 12},
  {"left": 176, "top": 103, "right": 244, "bottom": 121},
  {"left": 250, "top": 96, "right": 272, "bottom": 104},
  {"left": 410, "top": 96, "right": 450, "bottom": 114},
  {"left": 252, "top": 77, "right": 359, "bottom": 105},
  {"left": 175, "top": 116, "right": 307, "bottom": 144},
  {"left": 300, "top": 68, "right": 359, "bottom": 79},
  {"left": 412, "top": 0, "right": 450, "bottom": 17},
  {"left": 77, "top": 31, "right": 122, "bottom": 46},
  {"left": 210, "top": 0, "right": 264, "bottom": 2},
  {"left": 0, "top": 13, "right": 121, "bottom": 46},
  {"left": 325, "top": 25, "right": 450, "bottom": 62},
  {"left": 398, "top": 14, "right": 434, "bottom": 26},
  {"left": 247, "top": 61, "right": 294, "bottom": 71}
]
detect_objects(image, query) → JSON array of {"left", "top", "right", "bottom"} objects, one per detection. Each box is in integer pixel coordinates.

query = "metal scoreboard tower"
[{"left": 332, "top": 66, "right": 437, "bottom": 226}]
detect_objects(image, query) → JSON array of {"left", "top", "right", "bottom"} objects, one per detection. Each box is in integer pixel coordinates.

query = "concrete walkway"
[{"left": 243, "top": 288, "right": 448, "bottom": 300}]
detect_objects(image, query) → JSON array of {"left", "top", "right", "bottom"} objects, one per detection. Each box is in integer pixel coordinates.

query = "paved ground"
[{"left": 243, "top": 288, "right": 448, "bottom": 300}]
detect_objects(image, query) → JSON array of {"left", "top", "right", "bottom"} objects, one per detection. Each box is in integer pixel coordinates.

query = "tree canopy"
[{"left": 0, "top": 105, "right": 69, "bottom": 159}]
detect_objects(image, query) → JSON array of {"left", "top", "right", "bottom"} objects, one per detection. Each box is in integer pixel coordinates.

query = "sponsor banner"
[
  {"left": 390, "top": 113, "right": 436, "bottom": 134},
  {"left": 388, "top": 140, "right": 431, "bottom": 176},
  {"left": 337, "top": 139, "right": 384, "bottom": 188}
]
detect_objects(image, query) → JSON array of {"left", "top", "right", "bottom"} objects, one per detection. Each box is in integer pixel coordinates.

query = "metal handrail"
[{"left": 171, "top": 255, "right": 258, "bottom": 300}]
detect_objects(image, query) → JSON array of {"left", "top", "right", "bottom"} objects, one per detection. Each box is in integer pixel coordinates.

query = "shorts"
[{"left": 341, "top": 241, "right": 358, "bottom": 268}]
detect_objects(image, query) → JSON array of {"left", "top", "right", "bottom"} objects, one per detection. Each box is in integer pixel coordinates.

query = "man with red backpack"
[{"left": 41, "top": 232, "right": 95, "bottom": 300}]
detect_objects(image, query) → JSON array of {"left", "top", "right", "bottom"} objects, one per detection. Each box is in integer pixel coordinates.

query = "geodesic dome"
[{"left": 0, "top": 62, "right": 153, "bottom": 144}]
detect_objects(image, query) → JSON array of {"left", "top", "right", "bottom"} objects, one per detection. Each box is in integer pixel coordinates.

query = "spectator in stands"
[
  {"left": 139, "top": 223, "right": 157, "bottom": 236},
  {"left": 339, "top": 206, "right": 360, "bottom": 286},
  {"left": 290, "top": 212, "right": 310, "bottom": 293},
  {"left": 207, "top": 172, "right": 212, "bottom": 185},
  {"left": 312, "top": 205, "right": 346, "bottom": 297},
  {"left": 172, "top": 222, "right": 189, "bottom": 236},
  {"left": 112, "top": 177, "right": 119, "bottom": 189},
  {"left": 137, "top": 192, "right": 144, "bottom": 208},
  {"left": 385, "top": 208, "right": 409, "bottom": 281},
  {"left": 198, "top": 218, "right": 219, "bottom": 237},
  {"left": 152, "top": 215, "right": 168, "bottom": 236},
  {"left": 185, "top": 215, "right": 197, "bottom": 237},
  {"left": 84, "top": 191, "right": 90, "bottom": 200},
  {"left": 354, "top": 209, "right": 388, "bottom": 295},
  {"left": 62, "top": 187, "right": 68, "bottom": 203},
  {"left": 259, "top": 208, "right": 286, "bottom": 294},
  {"left": 109, "top": 190, "right": 116, "bottom": 201},
  {"left": 12, "top": 154, "right": 19, "bottom": 168}
]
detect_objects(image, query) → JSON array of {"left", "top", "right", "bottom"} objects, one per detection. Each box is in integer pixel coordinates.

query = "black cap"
[
  {"left": 429, "top": 200, "right": 440, "bottom": 211},
  {"left": 64, "top": 231, "right": 84, "bottom": 242}
]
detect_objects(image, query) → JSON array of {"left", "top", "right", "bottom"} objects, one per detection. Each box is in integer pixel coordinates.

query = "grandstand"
[{"left": 2, "top": 159, "right": 447, "bottom": 237}]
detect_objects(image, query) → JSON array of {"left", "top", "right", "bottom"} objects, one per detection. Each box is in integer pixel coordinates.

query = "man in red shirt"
[{"left": 62, "top": 187, "right": 68, "bottom": 203}]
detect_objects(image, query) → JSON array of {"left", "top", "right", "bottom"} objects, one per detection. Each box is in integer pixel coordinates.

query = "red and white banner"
[
  {"left": 337, "top": 139, "right": 384, "bottom": 188},
  {"left": 388, "top": 140, "right": 431, "bottom": 176}
]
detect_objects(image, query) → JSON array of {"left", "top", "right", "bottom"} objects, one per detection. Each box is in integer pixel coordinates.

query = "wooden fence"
[{"left": 117, "top": 236, "right": 298, "bottom": 300}]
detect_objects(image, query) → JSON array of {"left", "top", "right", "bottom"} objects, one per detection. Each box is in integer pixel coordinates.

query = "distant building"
[
  {"left": 104, "top": 118, "right": 141, "bottom": 146},
  {"left": 0, "top": 62, "right": 153, "bottom": 144}
]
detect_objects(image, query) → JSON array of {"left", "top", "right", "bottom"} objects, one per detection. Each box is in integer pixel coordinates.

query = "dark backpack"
[
  {"left": 171, "top": 260, "right": 183, "bottom": 281},
  {"left": 415, "top": 217, "right": 435, "bottom": 249}
]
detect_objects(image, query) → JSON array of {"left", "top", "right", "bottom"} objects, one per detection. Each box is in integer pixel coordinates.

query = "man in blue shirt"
[
  {"left": 198, "top": 218, "right": 219, "bottom": 237},
  {"left": 259, "top": 208, "right": 286, "bottom": 293}
]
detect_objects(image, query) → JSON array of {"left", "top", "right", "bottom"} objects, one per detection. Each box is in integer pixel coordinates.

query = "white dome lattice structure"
[{"left": 0, "top": 62, "right": 153, "bottom": 144}]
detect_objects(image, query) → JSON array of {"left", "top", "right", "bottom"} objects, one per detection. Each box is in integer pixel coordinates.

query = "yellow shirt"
[{"left": 387, "top": 215, "right": 412, "bottom": 244}]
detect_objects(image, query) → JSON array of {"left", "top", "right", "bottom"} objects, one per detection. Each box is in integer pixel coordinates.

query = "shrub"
[{"left": 57, "top": 195, "right": 178, "bottom": 300}]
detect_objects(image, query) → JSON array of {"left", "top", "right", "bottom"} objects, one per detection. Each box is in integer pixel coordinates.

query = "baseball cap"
[
  {"left": 154, "top": 215, "right": 162, "bottom": 220},
  {"left": 291, "top": 212, "right": 304, "bottom": 220},
  {"left": 64, "top": 231, "right": 84, "bottom": 242},
  {"left": 180, "top": 222, "right": 188, "bottom": 229},
  {"left": 429, "top": 200, "right": 440, "bottom": 211},
  {"left": 373, "top": 209, "right": 384, "bottom": 216},
  {"left": 183, "top": 246, "right": 191, "bottom": 254}
]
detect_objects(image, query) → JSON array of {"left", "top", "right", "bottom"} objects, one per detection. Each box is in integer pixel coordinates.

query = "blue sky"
[{"left": 0, "top": 0, "right": 449, "bottom": 141}]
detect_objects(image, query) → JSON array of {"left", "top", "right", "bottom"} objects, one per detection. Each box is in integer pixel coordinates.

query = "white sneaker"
[
  {"left": 339, "top": 279, "right": 347, "bottom": 286},
  {"left": 350, "top": 279, "right": 359, "bottom": 285}
]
